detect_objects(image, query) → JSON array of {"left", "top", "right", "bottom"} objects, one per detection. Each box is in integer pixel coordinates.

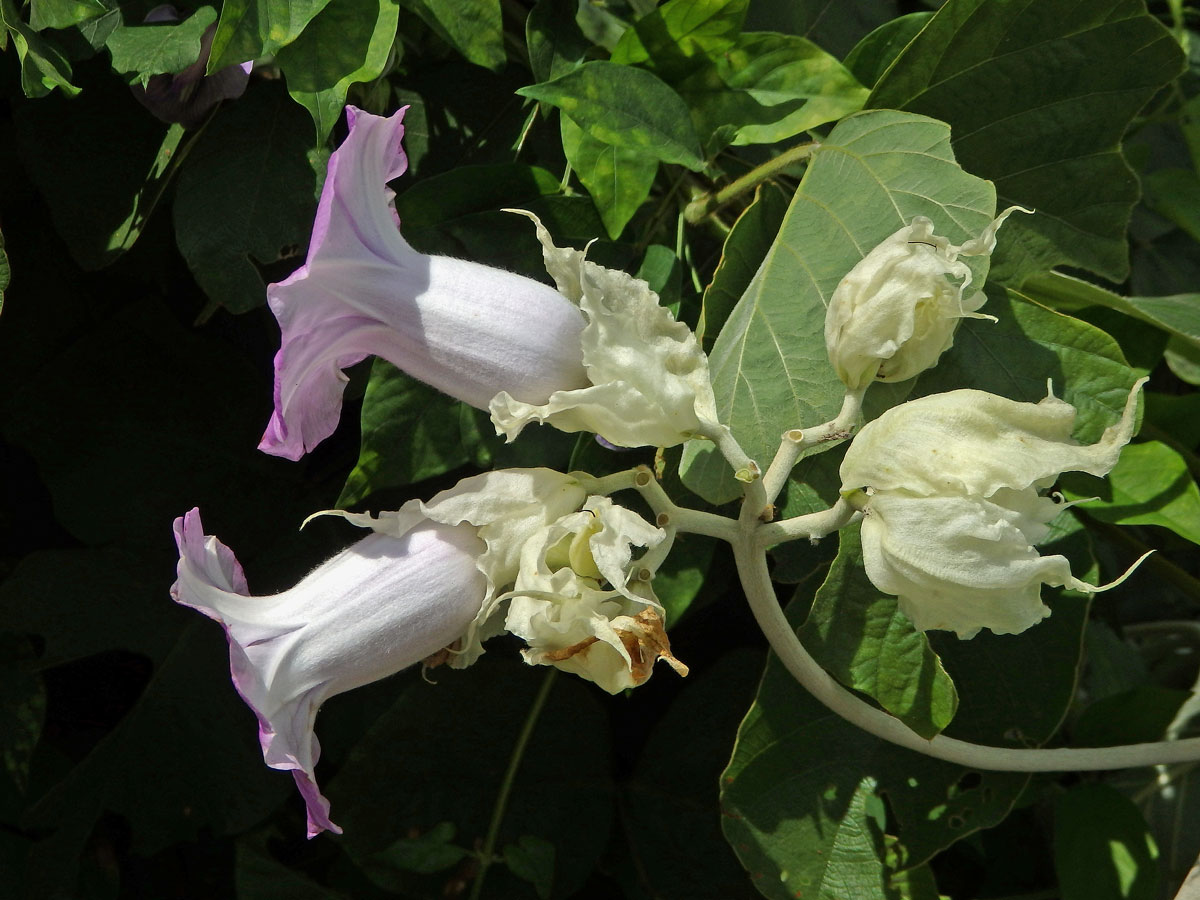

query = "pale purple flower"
[
  {"left": 171, "top": 508, "right": 487, "bottom": 837},
  {"left": 258, "top": 106, "right": 589, "bottom": 460}
]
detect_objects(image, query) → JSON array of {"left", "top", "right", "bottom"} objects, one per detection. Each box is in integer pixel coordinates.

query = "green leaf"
[
  {"left": 526, "top": 0, "right": 589, "bottom": 83},
  {"left": 372, "top": 822, "right": 469, "bottom": 875},
  {"left": 207, "top": 0, "right": 334, "bottom": 71},
  {"left": 868, "top": 0, "right": 1185, "bottom": 284},
  {"left": 28, "top": 0, "right": 106, "bottom": 30},
  {"left": 696, "top": 181, "right": 789, "bottom": 350},
  {"left": 1062, "top": 441, "right": 1200, "bottom": 545},
  {"left": 609, "top": 0, "right": 747, "bottom": 82},
  {"left": 400, "top": 0, "right": 503, "bottom": 71},
  {"left": 276, "top": 0, "right": 401, "bottom": 141},
  {"left": 173, "top": 80, "right": 317, "bottom": 314},
  {"left": 680, "top": 32, "right": 869, "bottom": 147},
  {"left": 843, "top": 12, "right": 931, "bottom": 90},
  {"left": 1023, "top": 270, "right": 1200, "bottom": 349},
  {"left": 0, "top": 0, "right": 79, "bottom": 97},
  {"left": 1073, "top": 685, "right": 1188, "bottom": 748},
  {"left": 504, "top": 834, "right": 555, "bottom": 899},
  {"left": 799, "top": 528, "right": 958, "bottom": 740},
  {"left": 1054, "top": 784, "right": 1160, "bottom": 900},
  {"left": 518, "top": 61, "right": 705, "bottom": 170},
  {"left": 722, "top": 518, "right": 1094, "bottom": 889},
  {"left": 105, "top": 6, "right": 218, "bottom": 82},
  {"left": 337, "top": 361, "right": 477, "bottom": 508},
  {"left": 559, "top": 113, "right": 657, "bottom": 239},
  {"left": 681, "top": 109, "right": 997, "bottom": 504}
]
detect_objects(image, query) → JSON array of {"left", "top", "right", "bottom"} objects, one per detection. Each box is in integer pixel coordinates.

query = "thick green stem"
[
  {"left": 469, "top": 669, "right": 558, "bottom": 900},
  {"left": 684, "top": 141, "right": 819, "bottom": 223}
]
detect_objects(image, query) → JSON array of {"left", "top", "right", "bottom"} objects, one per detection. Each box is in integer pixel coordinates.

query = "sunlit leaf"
[
  {"left": 105, "top": 7, "right": 218, "bottom": 82},
  {"left": 1062, "top": 441, "right": 1200, "bottom": 545},
  {"left": 518, "top": 61, "right": 705, "bottom": 170},
  {"left": 400, "top": 0, "right": 503, "bottom": 71},
  {"left": 208, "top": 0, "right": 333, "bottom": 70},
  {"left": 559, "top": 113, "right": 657, "bottom": 239},
  {"left": 609, "top": 0, "right": 747, "bottom": 81}
]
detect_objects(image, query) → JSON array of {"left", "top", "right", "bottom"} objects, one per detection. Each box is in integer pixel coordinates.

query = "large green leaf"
[
  {"left": 681, "top": 109, "right": 996, "bottom": 504},
  {"left": 799, "top": 528, "right": 958, "bottom": 740},
  {"left": 1062, "top": 441, "right": 1200, "bottom": 545},
  {"left": 518, "top": 61, "right": 705, "bottom": 170},
  {"left": 173, "top": 80, "right": 317, "bottom": 314},
  {"left": 208, "top": 0, "right": 333, "bottom": 70},
  {"left": 400, "top": 0, "right": 503, "bottom": 71},
  {"left": 868, "top": 0, "right": 1185, "bottom": 284},
  {"left": 105, "top": 7, "right": 218, "bottom": 82},
  {"left": 276, "top": 0, "right": 400, "bottom": 141},
  {"left": 337, "top": 360, "right": 481, "bottom": 508},
  {"left": 559, "top": 113, "right": 658, "bottom": 239},
  {"left": 1022, "top": 270, "right": 1200, "bottom": 350},
  {"left": 722, "top": 517, "right": 1095, "bottom": 896}
]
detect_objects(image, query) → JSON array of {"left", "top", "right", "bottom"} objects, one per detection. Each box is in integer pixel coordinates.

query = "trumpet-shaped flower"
[
  {"left": 824, "top": 207, "right": 1028, "bottom": 391},
  {"left": 489, "top": 213, "right": 727, "bottom": 450},
  {"left": 839, "top": 380, "right": 1145, "bottom": 638},
  {"left": 258, "top": 106, "right": 590, "bottom": 460},
  {"left": 171, "top": 508, "right": 488, "bottom": 837},
  {"left": 503, "top": 496, "right": 688, "bottom": 693},
  {"left": 325, "top": 467, "right": 589, "bottom": 668}
]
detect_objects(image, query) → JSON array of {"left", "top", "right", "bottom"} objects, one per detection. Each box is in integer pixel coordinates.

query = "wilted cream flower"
[
  {"left": 490, "top": 212, "right": 727, "bottom": 450},
  {"left": 824, "top": 207, "right": 1029, "bottom": 391},
  {"left": 840, "top": 379, "right": 1146, "bottom": 638},
  {"left": 502, "top": 496, "right": 688, "bottom": 693}
]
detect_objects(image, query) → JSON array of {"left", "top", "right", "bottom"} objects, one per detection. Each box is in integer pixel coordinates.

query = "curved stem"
[
  {"left": 761, "top": 388, "right": 866, "bottom": 507},
  {"left": 469, "top": 669, "right": 558, "bottom": 900},
  {"left": 684, "top": 141, "right": 819, "bottom": 224},
  {"left": 756, "top": 498, "right": 858, "bottom": 548},
  {"left": 732, "top": 539, "right": 1200, "bottom": 771},
  {"left": 631, "top": 466, "right": 740, "bottom": 542}
]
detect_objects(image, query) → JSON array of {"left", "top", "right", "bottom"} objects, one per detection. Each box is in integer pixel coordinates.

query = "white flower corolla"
[
  {"left": 489, "top": 212, "right": 728, "bottom": 451},
  {"left": 171, "top": 508, "right": 488, "bottom": 837},
  {"left": 502, "top": 496, "right": 689, "bottom": 693},
  {"left": 824, "top": 207, "right": 1030, "bottom": 391},
  {"left": 839, "top": 379, "right": 1146, "bottom": 638},
  {"left": 323, "top": 468, "right": 588, "bottom": 668}
]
